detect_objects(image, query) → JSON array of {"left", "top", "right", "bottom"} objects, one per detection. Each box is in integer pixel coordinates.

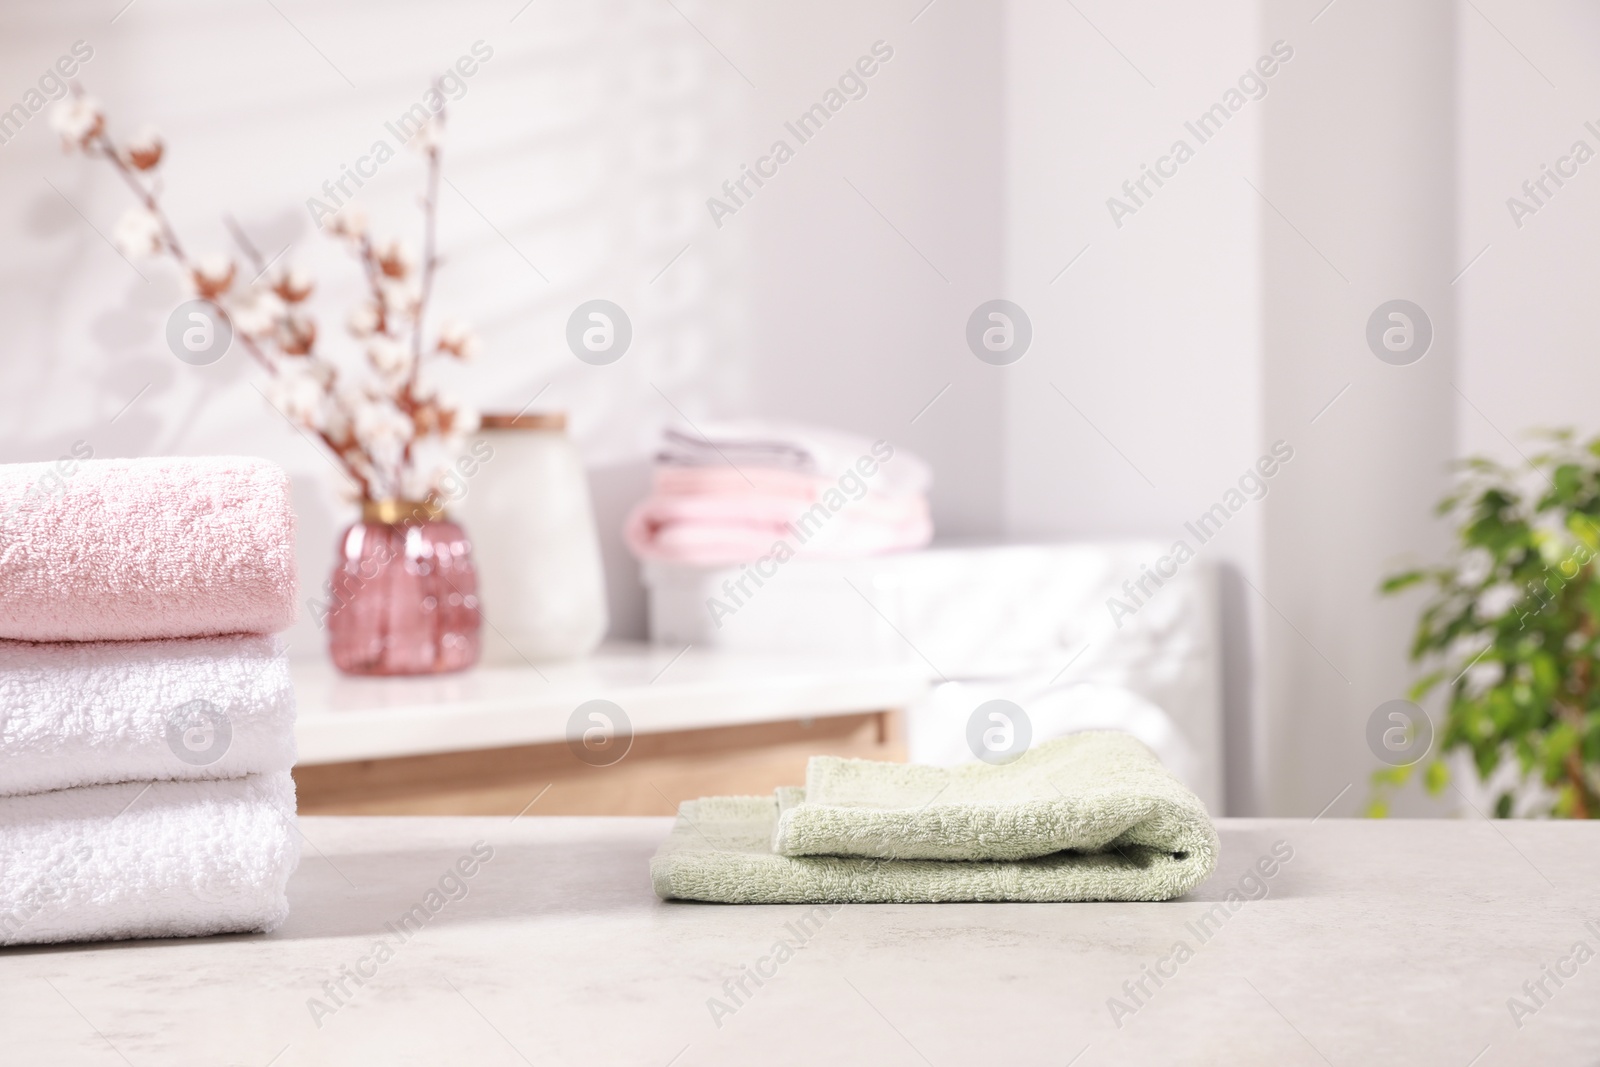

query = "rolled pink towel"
[{"left": 0, "top": 456, "right": 297, "bottom": 641}]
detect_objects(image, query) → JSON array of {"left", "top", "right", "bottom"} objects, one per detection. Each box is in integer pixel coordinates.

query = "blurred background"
[{"left": 2, "top": 0, "right": 1593, "bottom": 819}]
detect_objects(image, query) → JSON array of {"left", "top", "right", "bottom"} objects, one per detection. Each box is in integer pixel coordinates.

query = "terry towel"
[
  {"left": 0, "top": 773, "right": 299, "bottom": 946},
  {"left": 627, "top": 423, "right": 935, "bottom": 566},
  {"left": 625, "top": 484, "right": 933, "bottom": 566},
  {"left": 0, "top": 455, "right": 297, "bottom": 642},
  {"left": 657, "top": 420, "right": 932, "bottom": 499},
  {"left": 651, "top": 732, "right": 1219, "bottom": 903},
  {"left": 0, "top": 634, "right": 296, "bottom": 797}
]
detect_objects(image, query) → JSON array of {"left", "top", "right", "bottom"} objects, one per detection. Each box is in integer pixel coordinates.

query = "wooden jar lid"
[{"left": 479, "top": 412, "right": 567, "bottom": 431}]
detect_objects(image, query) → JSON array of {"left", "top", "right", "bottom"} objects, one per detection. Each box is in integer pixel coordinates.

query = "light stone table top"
[{"left": 3, "top": 817, "right": 1597, "bottom": 1066}]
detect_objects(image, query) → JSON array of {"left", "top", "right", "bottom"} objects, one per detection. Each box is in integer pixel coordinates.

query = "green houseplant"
[{"left": 1377, "top": 430, "right": 1600, "bottom": 819}]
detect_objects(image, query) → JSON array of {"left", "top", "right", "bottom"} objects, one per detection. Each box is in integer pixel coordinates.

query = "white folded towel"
[
  {"left": 658, "top": 419, "right": 933, "bottom": 498},
  {"left": 0, "top": 773, "right": 299, "bottom": 946},
  {"left": 0, "top": 633, "right": 295, "bottom": 797}
]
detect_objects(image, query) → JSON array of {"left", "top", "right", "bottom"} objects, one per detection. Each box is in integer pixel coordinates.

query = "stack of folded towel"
[
  {"left": 0, "top": 456, "right": 301, "bottom": 946},
  {"left": 651, "top": 732, "right": 1219, "bottom": 903},
  {"left": 625, "top": 420, "right": 934, "bottom": 566}
]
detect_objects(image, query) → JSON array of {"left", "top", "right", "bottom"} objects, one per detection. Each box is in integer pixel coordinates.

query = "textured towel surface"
[
  {"left": 774, "top": 732, "right": 1214, "bottom": 862},
  {"left": 651, "top": 733, "right": 1219, "bottom": 903},
  {"left": 0, "top": 455, "right": 297, "bottom": 642},
  {"left": 0, "top": 634, "right": 296, "bottom": 797},
  {"left": 624, "top": 488, "right": 933, "bottom": 566},
  {"left": 0, "top": 773, "right": 299, "bottom": 946},
  {"left": 626, "top": 425, "right": 934, "bottom": 567},
  {"left": 657, "top": 420, "right": 933, "bottom": 498}
]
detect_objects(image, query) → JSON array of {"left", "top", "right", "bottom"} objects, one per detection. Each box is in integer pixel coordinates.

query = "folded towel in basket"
[
  {"left": 651, "top": 732, "right": 1218, "bottom": 903},
  {"left": 0, "top": 633, "right": 296, "bottom": 797},
  {"left": 0, "top": 773, "right": 299, "bottom": 946},
  {"left": 0, "top": 455, "right": 297, "bottom": 642}
]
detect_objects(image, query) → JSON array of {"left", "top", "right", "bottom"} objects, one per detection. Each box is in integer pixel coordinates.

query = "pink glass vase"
[{"left": 326, "top": 500, "right": 482, "bottom": 676}]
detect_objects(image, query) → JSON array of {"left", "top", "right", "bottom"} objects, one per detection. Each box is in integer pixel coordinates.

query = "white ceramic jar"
[{"left": 452, "top": 412, "right": 607, "bottom": 662}]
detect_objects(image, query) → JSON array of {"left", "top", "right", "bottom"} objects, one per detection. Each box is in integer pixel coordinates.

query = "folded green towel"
[{"left": 651, "top": 731, "right": 1219, "bottom": 904}]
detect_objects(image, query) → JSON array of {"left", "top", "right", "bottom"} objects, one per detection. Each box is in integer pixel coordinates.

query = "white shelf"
[{"left": 291, "top": 642, "right": 931, "bottom": 766}]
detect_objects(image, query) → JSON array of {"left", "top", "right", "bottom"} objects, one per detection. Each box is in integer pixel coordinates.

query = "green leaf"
[
  {"left": 1552, "top": 463, "right": 1584, "bottom": 501},
  {"left": 1381, "top": 570, "right": 1428, "bottom": 595},
  {"left": 1531, "top": 652, "right": 1560, "bottom": 696},
  {"left": 1401, "top": 436, "right": 1600, "bottom": 818},
  {"left": 1408, "top": 671, "right": 1446, "bottom": 702},
  {"left": 1568, "top": 513, "right": 1600, "bottom": 550},
  {"left": 1371, "top": 765, "right": 1412, "bottom": 787},
  {"left": 1548, "top": 721, "right": 1579, "bottom": 762}
]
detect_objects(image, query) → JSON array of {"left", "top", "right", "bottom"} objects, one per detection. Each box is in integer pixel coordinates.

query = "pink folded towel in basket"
[{"left": 0, "top": 456, "right": 297, "bottom": 642}]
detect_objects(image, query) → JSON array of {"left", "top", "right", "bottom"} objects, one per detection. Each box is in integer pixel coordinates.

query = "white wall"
[
  {"left": 721, "top": 2, "right": 1006, "bottom": 540},
  {"left": 1004, "top": 0, "right": 1463, "bottom": 816},
  {"left": 1457, "top": 0, "right": 1600, "bottom": 454},
  {"left": 1260, "top": 0, "right": 1458, "bottom": 816},
  {"left": 1252, "top": 0, "right": 1600, "bottom": 816},
  {"left": 1004, "top": 0, "right": 1266, "bottom": 813}
]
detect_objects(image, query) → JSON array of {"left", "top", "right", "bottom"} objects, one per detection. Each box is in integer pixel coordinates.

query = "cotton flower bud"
[
  {"left": 380, "top": 278, "right": 421, "bottom": 320},
  {"left": 190, "top": 255, "right": 236, "bottom": 299},
  {"left": 327, "top": 206, "right": 368, "bottom": 238},
  {"left": 49, "top": 96, "right": 104, "bottom": 149},
  {"left": 271, "top": 265, "right": 314, "bottom": 304},
  {"left": 230, "top": 288, "right": 283, "bottom": 337},
  {"left": 412, "top": 401, "right": 443, "bottom": 436},
  {"left": 267, "top": 362, "right": 329, "bottom": 432},
  {"left": 301, "top": 357, "right": 336, "bottom": 387},
  {"left": 277, "top": 312, "right": 317, "bottom": 356},
  {"left": 112, "top": 207, "right": 162, "bottom": 259},
  {"left": 124, "top": 125, "right": 164, "bottom": 171},
  {"left": 366, "top": 336, "right": 412, "bottom": 377},
  {"left": 353, "top": 401, "right": 414, "bottom": 470},
  {"left": 375, "top": 239, "right": 415, "bottom": 279},
  {"left": 435, "top": 318, "right": 480, "bottom": 361},
  {"left": 347, "top": 302, "right": 381, "bottom": 338}
]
